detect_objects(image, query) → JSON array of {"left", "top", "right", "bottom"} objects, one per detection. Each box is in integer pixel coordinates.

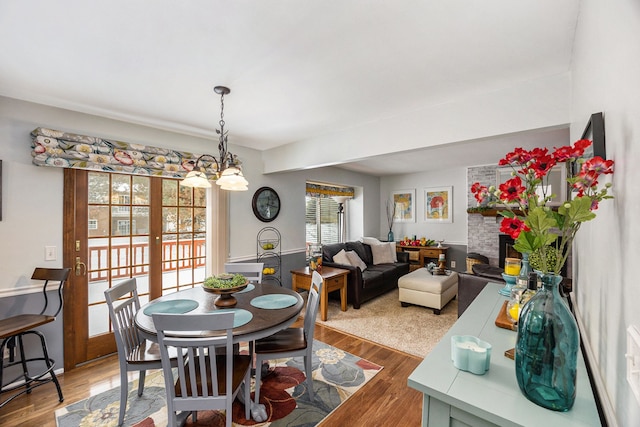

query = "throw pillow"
[
  {"left": 361, "top": 236, "right": 382, "bottom": 246},
  {"left": 346, "top": 251, "right": 367, "bottom": 271},
  {"left": 387, "top": 241, "right": 398, "bottom": 262},
  {"left": 371, "top": 243, "right": 395, "bottom": 264},
  {"left": 332, "top": 249, "right": 352, "bottom": 266}
]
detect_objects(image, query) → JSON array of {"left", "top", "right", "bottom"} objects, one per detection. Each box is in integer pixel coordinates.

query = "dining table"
[{"left": 134, "top": 282, "right": 304, "bottom": 422}]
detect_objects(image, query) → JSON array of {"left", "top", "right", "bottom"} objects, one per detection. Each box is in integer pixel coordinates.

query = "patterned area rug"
[{"left": 55, "top": 340, "right": 382, "bottom": 427}]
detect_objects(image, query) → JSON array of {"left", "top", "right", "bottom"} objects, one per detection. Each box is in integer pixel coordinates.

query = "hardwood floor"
[{"left": 0, "top": 321, "right": 424, "bottom": 427}]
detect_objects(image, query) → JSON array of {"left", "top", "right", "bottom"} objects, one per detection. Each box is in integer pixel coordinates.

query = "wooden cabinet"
[{"left": 396, "top": 245, "right": 449, "bottom": 271}]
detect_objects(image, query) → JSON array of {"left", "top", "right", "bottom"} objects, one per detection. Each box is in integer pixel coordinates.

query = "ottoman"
[{"left": 398, "top": 269, "right": 458, "bottom": 314}]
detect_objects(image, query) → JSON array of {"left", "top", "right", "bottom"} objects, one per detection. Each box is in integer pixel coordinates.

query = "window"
[
  {"left": 88, "top": 219, "right": 98, "bottom": 230},
  {"left": 305, "top": 196, "right": 339, "bottom": 245}
]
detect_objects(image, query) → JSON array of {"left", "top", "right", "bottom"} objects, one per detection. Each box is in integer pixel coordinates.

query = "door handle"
[{"left": 75, "top": 257, "right": 87, "bottom": 276}]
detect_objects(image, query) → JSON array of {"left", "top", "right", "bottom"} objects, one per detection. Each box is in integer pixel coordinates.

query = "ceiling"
[{"left": 0, "top": 1, "right": 579, "bottom": 176}]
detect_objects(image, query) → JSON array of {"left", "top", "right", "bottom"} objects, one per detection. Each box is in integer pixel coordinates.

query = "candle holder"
[{"left": 451, "top": 335, "right": 492, "bottom": 375}]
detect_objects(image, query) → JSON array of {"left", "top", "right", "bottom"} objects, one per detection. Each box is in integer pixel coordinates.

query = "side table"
[{"left": 291, "top": 266, "right": 349, "bottom": 321}]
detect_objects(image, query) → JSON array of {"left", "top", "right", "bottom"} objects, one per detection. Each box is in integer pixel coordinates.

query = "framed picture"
[
  {"left": 497, "top": 165, "right": 567, "bottom": 206},
  {"left": 571, "top": 112, "right": 606, "bottom": 179},
  {"left": 424, "top": 186, "right": 452, "bottom": 223},
  {"left": 391, "top": 189, "right": 415, "bottom": 223}
]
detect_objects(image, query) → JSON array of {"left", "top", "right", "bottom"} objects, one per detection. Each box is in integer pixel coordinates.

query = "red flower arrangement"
[{"left": 470, "top": 139, "right": 614, "bottom": 274}]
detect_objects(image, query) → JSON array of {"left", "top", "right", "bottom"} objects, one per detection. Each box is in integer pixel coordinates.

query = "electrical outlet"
[{"left": 450, "top": 260, "right": 456, "bottom": 269}]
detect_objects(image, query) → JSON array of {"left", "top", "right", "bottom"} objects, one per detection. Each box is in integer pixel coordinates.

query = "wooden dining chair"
[
  {"left": 253, "top": 270, "right": 323, "bottom": 405},
  {"left": 0, "top": 267, "right": 70, "bottom": 408},
  {"left": 152, "top": 311, "right": 252, "bottom": 427},
  {"left": 104, "top": 278, "right": 180, "bottom": 426},
  {"left": 224, "top": 262, "right": 264, "bottom": 284}
]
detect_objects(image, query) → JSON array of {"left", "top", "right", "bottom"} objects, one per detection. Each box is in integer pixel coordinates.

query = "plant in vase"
[{"left": 470, "top": 139, "right": 614, "bottom": 411}]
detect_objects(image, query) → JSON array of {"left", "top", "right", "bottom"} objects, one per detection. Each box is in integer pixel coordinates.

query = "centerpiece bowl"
[{"left": 202, "top": 274, "right": 249, "bottom": 307}]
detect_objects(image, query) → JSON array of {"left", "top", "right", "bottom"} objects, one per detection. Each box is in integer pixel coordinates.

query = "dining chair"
[
  {"left": 0, "top": 267, "right": 71, "bottom": 408},
  {"left": 253, "top": 270, "right": 323, "bottom": 404},
  {"left": 152, "top": 311, "right": 252, "bottom": 427},
  {"left": 224, "top": 262, "right": 264, "bottom": 284},
  {"left": 104, "top": 278, "right": 180, "bottom": 426}
]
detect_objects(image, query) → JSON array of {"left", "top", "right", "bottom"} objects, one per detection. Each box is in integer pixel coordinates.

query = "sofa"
[
  {"left": 322, "top": 241, "right": 410, "bottom": 309},
  {"left": 457, "top": 263, "right": 505, "bottom": 317}
]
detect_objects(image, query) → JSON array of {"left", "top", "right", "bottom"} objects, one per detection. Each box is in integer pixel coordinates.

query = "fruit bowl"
[{"left": 203, "top": 274, "right": 249, "bottom": 307}]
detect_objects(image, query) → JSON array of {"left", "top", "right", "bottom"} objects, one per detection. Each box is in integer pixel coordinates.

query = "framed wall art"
[
  {"left": 424, "top": 186, "right": 452, "bottom": 223},
  {"left": 497, "top": 164, "right": 567, "bottom": 206},
  {"left": 391, "top": 189, "right": 415, "bottom": 223}
]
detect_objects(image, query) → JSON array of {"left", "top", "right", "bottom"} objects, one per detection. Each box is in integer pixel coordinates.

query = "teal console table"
[{"left": 408, "top": 282, "right": 600, "bottom": 426}]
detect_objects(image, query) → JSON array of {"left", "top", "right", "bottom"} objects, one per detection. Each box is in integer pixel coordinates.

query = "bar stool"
[{"left": 0, "top": 267, "right": 71, "bottom": 408}]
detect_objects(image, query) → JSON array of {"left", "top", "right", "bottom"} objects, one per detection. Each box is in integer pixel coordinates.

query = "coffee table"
[{"left": 291, "top": 266, "right": 349, "bottom": 321}]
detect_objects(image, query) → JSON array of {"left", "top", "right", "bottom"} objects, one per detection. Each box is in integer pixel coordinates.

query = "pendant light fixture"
[{"left": 180, "top": 86, "right": 249, "bottom": 191}]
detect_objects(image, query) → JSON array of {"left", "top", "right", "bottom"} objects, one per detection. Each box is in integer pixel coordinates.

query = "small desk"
[
  {"left": 408, "top": 282, "right": 600, "bottom": 426},
  {"left": 291, "top": 266, "right": 348, "bottom": 321},
  {"left": 396, "top": 245, "right": 449, "bottom": 271}
]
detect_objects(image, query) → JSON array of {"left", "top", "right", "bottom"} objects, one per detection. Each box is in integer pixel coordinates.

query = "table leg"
[
  {"left": 320, "top": 285, "right": 328, "bottom": 321},
  {"left": 340, "top": 278, "right": 347, "bottom": 312}
]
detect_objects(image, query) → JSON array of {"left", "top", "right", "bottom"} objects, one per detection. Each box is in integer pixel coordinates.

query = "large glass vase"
[{"left": 515, "top": 273, "right": 579, "bottom": 411}]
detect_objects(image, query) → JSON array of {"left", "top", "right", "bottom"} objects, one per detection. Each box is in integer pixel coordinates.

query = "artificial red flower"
[
  {"left": 500, "top": 217, "right": 529, "bottom": 239},
  {"left": 582, "top": 156, "right": 614, "bottom": 175},
  {"left": 499, "top": 147, "right": 530, "bottom": 166},
  {"left": 529, "top": 154, "right": 556, "bottom": 179},
  {"left": 498, "top": 176, "right": 525, "bottom": 202}
]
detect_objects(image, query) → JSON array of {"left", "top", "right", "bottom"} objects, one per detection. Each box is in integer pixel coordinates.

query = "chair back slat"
[
  {"left": 152, "top": 311, "right": 245, "bottom": 421},
  {"left": 304, "top": 271, "right": 323, "bottom": 338},
  {"left": 224, "top": 262, "right": 264, "bottom": 284},
  {"left": 104, "top": 278, "right": 144, "bottom": 360}
]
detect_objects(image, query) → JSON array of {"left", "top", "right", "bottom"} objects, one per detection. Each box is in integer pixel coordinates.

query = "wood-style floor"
[{"left": 0, "top": 320, "right": 423, "bottom": 427}]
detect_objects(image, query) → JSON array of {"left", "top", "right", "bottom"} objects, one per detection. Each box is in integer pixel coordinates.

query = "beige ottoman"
[{"left": 398, "top": 269, "right": 458, "bottom": 314}]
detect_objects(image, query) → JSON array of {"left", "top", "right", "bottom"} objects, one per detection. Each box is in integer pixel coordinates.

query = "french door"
[{"left": 63, "top": 169, "right": 208, "bottom": 370}]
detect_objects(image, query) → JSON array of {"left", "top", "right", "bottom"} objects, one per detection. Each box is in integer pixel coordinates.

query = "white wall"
[
  {"left": 0, "top": 96, "right": 379, "bottom": 293},
  {"left": 570, "top": 0, "right": 640, "bottom": 425},
  {"left": 380, "top": 167, "right": 467, "bottom": 245}
]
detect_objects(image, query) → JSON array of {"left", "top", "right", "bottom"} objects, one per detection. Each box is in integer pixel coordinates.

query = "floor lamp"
[{"left": 333, "top": 196, "right": 351, "bottom": 243}]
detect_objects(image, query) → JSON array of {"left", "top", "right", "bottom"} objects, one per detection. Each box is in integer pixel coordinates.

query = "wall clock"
[{"left": 252, "top": 187, "right": 280, "bottom": 222}]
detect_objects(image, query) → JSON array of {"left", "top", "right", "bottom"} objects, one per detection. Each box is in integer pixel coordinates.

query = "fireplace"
[{"left": 498, "top": 234, "right": 521, "bottom": 268}]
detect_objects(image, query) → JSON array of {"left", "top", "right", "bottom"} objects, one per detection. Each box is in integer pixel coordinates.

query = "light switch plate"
[
  {"left": 626, "top": 325, "right": 640, "bottom": 404},
  {"left": 45, "top": 246, "right": 56, "bottom": 261}
]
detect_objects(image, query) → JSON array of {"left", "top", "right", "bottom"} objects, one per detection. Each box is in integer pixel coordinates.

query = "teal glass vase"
[
  {"left": 387, "top": 230, "right": 394, "bottom": 242},
  {"left": 515, "top": 273, "right": 579, "bottom": 411}
]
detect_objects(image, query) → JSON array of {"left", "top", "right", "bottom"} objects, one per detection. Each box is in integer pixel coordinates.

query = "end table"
[{"left": 291, "top": 266, "right": 349, "bottom": 321}]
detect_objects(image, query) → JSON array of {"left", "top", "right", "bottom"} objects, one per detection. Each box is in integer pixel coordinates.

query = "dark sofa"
[{"left": 322, "top": 241, "right": 410, "bottom": 309}]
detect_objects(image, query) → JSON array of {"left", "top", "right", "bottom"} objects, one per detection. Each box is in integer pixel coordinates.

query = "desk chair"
[
  {"left": 253, "top": 270, "right": 323, "bottom": 405},
  {"left": 105, "top": 278, "right": 180, "bottom": 426},
  {"left": 0, "top": 267, "right": 71, "bottom": 408},
  {"left": 152, "top": 311, "right": 252, "bottom": 427},
  {"left": 224, "top": 262, "right": 264, "bottom": 284}
]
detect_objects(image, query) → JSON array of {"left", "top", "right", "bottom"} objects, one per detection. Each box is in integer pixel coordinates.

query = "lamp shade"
[
  {"left": 216, "top": 167, "right": 248, "bottom": 191},
  {"left": 180, "top": 170, "right": 212, "bottom": 188}
]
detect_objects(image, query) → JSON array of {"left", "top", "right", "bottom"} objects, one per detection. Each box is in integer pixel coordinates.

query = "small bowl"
[{"left": 501, "top": 273, "right": 517, "bottom": 285}]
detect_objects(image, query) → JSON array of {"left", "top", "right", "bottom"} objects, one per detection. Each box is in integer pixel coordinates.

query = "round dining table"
[
  {"left": 135, "top": 282, "right": 304, "bottom": 422},
  {"left": 135, "top": 282, "right": 304, "bottom": 342}
]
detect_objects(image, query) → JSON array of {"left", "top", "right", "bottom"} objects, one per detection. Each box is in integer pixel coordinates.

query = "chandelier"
[{"left": 180, "top": 86, "right": 249, "bottom": 191}]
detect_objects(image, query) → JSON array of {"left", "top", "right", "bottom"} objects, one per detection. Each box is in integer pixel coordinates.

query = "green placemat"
[
  {"left": 250, "top": 294, "right": 298, "bottom": 309},
  {"left": 142, "top": 299, "right": 199, "bottom": 315},
  {"left": 236, "top": 283, "right": 255, "bottom": 294},
  {"left": 217, "top": 308, "right": 253, "bottom": 327}
]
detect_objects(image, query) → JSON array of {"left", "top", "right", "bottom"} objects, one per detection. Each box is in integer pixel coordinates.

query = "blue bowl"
[{"left": 501, "top": 273, "right": 517, "bottom": 285}]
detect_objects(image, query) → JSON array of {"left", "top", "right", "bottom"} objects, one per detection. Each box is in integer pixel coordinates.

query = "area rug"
[
  {"left": 318, "top": 288, "right": 458, "bottom": 357},
  {"left": 55, "top": 340, "right": 382, "bottom": 427}
]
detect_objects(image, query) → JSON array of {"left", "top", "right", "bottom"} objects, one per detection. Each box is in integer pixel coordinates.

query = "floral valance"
[
  {"left": 30, "top": 127, "right": 217, "bottom": 178},
  {"left": 305, "top": 182, "right": 354, "bottom": 198}
]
